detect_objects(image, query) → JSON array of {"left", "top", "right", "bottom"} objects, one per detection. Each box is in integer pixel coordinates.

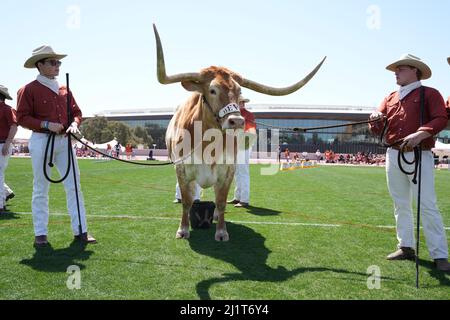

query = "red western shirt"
[
  {"left": 370, "top": 87, "right": 448, "bottom": 149},
  {"left": 240, "top": 107, "right": 256, "bottom": 132},
  {"left": 16, "top": 80, "right": 82, "bottom": 132},
  {"left": 0, "top": 101, "right": 17, "bottom": 141}
]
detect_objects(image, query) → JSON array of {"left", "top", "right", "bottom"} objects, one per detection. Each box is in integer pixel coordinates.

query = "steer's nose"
[{"left": 227, "top": 115, "right": 245, "bottom": 129}]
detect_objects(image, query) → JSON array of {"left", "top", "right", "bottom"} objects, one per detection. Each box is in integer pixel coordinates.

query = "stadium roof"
[{"left": 92, "top": 104, "right": 375, "bottom": 118}]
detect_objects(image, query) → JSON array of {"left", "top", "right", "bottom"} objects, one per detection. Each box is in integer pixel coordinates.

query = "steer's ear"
[{"left": 181, "top": 80, "right": 203, "bottom": 92}]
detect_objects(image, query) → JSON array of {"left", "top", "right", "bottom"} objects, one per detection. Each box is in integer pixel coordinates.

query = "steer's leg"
[
  {"left": 214, "top": 169, "right": 234, "bottom": 242},
  {"left": 176, "top": 180, "right": 194, "bottom": 239}
]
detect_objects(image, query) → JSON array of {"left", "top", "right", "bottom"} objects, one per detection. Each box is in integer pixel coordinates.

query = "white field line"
[{"left": 11, "top": 211, "right": 450, "bottom": 230}]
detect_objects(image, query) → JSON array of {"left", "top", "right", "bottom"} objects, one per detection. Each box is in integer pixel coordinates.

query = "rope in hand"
[
  {"left": 69, "top": 133, "right": 174, "bottom": 166},
  {"left": 254, "top": 118, "right": 382, "bottom": 133},
  {"left": 396, "top": 144, "right": 422, "bottom": 185}
]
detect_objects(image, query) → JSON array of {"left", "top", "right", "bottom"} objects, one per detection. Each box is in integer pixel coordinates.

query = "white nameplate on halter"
[{"left": 218, "top": 103, "right": 240, "bottom": 119}]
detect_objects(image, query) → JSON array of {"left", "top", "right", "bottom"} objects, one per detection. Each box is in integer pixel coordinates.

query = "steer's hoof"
[
  {"left": 176, "top": 228, "right": 190, "bottom": 239},
  {"left": 215, "top": 230, "right": 229, "bottom": 242}
]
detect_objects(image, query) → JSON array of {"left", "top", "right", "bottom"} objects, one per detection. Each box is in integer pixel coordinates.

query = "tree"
[
  {"left": 133, "top": 126, "right": 153, "bottom": 147},
  {"left": 107, "top": 121, "right": 133, "bottom": 145},
  {"left": 145, "top": 123, "right": 166, "bottom": 148},
  {"left": 80, "top": 116, "right": 156, "bottom": 148},
  {"left": 80, "top": 116, "right": 109, "bottom": 143}
]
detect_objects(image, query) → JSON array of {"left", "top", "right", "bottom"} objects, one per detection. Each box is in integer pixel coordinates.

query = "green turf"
[{"left": 0, "top": 158, "right": 449, "bottom": 299}]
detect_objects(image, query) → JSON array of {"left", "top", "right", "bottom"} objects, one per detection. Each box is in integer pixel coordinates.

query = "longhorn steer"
[{"left": 153, "top": 24, "right": 325, "bottom": 241}]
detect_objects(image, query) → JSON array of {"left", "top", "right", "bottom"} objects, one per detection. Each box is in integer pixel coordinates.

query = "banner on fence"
[{"left": 280, "top": 160, "right": 318, "bottom": 171}]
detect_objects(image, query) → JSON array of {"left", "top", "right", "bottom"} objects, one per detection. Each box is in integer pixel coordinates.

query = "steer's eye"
[{"left": 209, "top": 89, "right": 216, "bottom": 95}]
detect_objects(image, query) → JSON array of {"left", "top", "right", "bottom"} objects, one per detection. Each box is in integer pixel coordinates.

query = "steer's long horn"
[
  {"left": 240, "top": 57, "right": 326, "bottom": 96},
  {"left": 153, "top": 24, "right": 202, "bottom": 84}
]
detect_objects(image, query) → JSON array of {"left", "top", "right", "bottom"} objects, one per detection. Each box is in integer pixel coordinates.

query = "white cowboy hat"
[
  {"left": 24, "top": 45, "right": 67, "bottom": 69},
  {"left": 238, "top": 95, "right": 250, "bottom": 103},
  {"left": 0, "top": 85, "right": 13, "bottom": 100},
  {"left": 386, "top": 54, "right": 432, "bottom": 80}
]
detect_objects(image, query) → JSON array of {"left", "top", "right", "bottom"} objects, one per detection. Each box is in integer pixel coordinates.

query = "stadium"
[{"left": 93, "top": 103, "right": 450, "bottom": 155}]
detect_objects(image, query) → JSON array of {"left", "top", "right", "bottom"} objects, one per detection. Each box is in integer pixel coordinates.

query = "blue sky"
[{"left": 2, "top": 0, "right": 450, "bottom": 123}]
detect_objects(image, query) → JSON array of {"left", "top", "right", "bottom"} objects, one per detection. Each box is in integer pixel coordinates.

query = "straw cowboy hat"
[
  {"left": 238, "top": 95, "right": 250, "bottom": 103},
  {"left": 0, "top": 85, "right": 13, "bottom": 100},
  {"left": 386, "top": 54, "right": 432, "bottom": 80},
  {"left": 24, "top": 45, "right": 67, "bottom": 69}
]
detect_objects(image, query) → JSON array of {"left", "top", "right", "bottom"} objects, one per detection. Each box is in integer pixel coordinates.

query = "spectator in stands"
[
  {"left": 284, "top": 148, "right": 290, "bottom": 163},
  {"left": 315, "top": 149, "right": 322, "bottom": 162}
]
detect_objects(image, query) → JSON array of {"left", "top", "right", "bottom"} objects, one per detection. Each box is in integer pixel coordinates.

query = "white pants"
[
  {"left": 234, "top": 148, "right": 250, "bottom": 203},
  {"left": 175, "top": 182, "right": 201, "bottom": 201},
  {"left": 0, "top": 143, "right": 11, "bottom": 208},
  {"left": 386, "top": 148, "right": 448, "bottom": 259},
  {"left": 29, "top": 132, "right": 88, "bottom": 237}
]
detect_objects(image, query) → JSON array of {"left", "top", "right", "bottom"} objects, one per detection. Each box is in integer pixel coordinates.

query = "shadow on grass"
[
  {"left": 20, "top": 240, "right": 94, "bottom": 273},
  {"left": 240, "top": 205, "right": 282, "bottom": 216},
  {"left": 418, "top": 259, "right": 450, "bottom": 287},
  {"left": 0, "top": 210, "right": 21, "bottom": 221},
  {"left": 189, "top": 222, "right": 376, "bottom": 300}
]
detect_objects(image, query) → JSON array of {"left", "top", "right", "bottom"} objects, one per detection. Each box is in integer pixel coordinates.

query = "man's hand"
[
  {"left": 48, "top": 122, "right": 65, "bottom": 134},
  {"left": 369, "top": 111, "right": 385, "bottom": 121},
  {"left": 66, "top": 122, "right": 80, "bottom": 134},
  {"left": 1, "top": 142, "right": 10, "bottom": 156},
  {"left": 401, "top": 131, "right": 432, "bottom": 149}
]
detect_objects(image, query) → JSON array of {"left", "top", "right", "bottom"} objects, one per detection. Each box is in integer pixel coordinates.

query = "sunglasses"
[{"left": 43, "top": 59, "right": 62, "bottom": 67}]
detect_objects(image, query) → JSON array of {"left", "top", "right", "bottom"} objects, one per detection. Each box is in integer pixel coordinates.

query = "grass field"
[{"left": 0, "top": 157, "right": 449, "bottom": 300}]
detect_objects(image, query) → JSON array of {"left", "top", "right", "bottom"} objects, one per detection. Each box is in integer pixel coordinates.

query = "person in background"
[
  {"left": 125, "top": 143, "right": 133, "bottom": 160},
  {"left": 446, "top": 57, "right": 450, "bottom": 120},
  {"left": 284, "top": 148, "right": 290, "bottom": 163},
  {"left": 0, "top": 85, "right": 18, "bottom": 213},
  {"left": 315, "top": 149, "right": 322, "bottom": 162},
  {"left": 227, "top": 95, "right": 256, "bottom": 208},
  {"left": 174, "top": 182, "right": 201, "bottom": 203},
  {"left": 114, "top": 141, "right": 121, "bottom": 158}
]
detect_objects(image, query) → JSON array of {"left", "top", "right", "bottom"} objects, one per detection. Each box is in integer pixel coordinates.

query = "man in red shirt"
[
  {"left": 0, "top": 85, "right": 17, "bottom": 213},
  {"left": 447, "top": 57, "right": 450, "bottom": 118},
  {"left": 227, "top": 96, "right": 256, "bottom": 208},
  {"left": 369, "top": 54, "right": 449, "bottom": 272},
  {"left": 17, "top": 45, "right": 96, "bottom": 247}
]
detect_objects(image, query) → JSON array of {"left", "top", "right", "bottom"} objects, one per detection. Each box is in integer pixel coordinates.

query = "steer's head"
[
  {"left": 181, "top": 66, "right": 245, "bottom": 130},
  {"left": 153, "top": 24, "right": 326, "bottom": 130}
]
